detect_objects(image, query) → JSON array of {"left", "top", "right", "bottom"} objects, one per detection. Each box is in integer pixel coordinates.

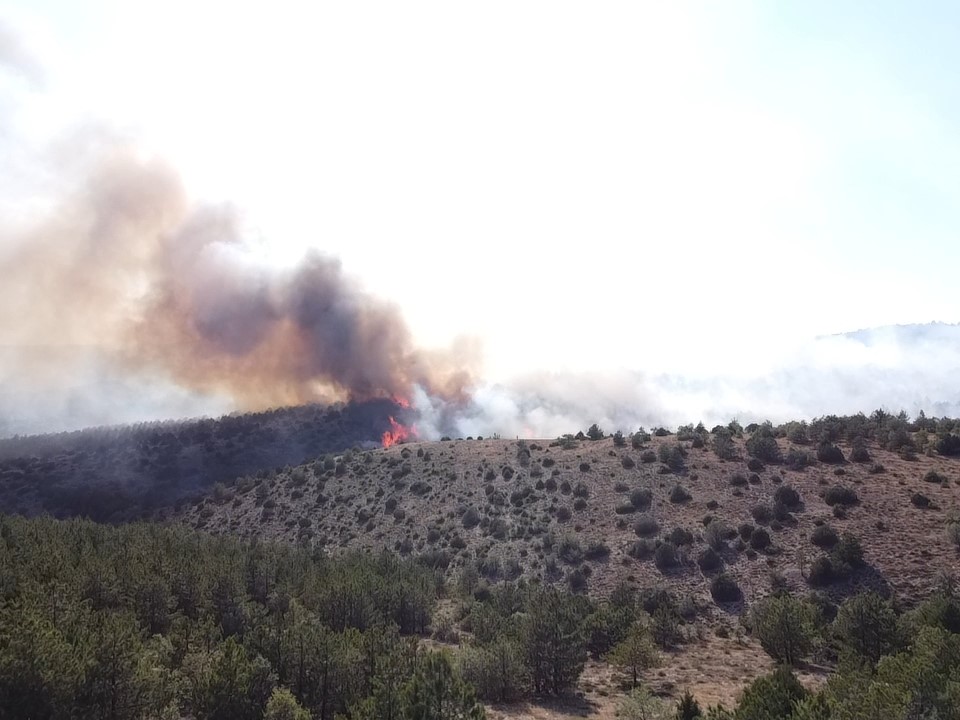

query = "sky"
[{"left": 1, "top": 1, "right": 959, "bottom": 435}]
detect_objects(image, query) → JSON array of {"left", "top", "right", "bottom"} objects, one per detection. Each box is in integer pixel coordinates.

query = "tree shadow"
[{"left": 489, "top": 694, "right": 600, "bottom": 718}]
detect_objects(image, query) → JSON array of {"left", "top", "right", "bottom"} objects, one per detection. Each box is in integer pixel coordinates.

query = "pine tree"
[
  {"left": 608, "top": 621, "right": 659, "bottom": 688},
  {"left": 523, "top": 588, "right": 587, "bottom": 695}
]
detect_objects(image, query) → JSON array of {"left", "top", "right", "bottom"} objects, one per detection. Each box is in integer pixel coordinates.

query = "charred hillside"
[{"left": 0, "top": 399, "right": 409, "bottom": 521}]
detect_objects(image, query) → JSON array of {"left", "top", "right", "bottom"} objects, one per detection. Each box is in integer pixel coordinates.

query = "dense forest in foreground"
[{"left": 3, "top": 514, "right": 960, "bottom": 719}]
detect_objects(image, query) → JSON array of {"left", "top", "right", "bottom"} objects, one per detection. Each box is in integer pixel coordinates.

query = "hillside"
[
  {"left": 182, "top": 427, "right": 960, "bottom": 609},
  {"left": 0, "top": 399, "right": 407, "bottom": 521}
]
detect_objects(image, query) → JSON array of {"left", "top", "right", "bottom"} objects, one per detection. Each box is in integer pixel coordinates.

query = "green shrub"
[
  {"left": 668, "top": 527, "right": 694, "bottom": 546},
  {"left": 633, "top": 515, "right": 659, "bottom": 537},
  {"left": 924, "top": 470, "right": 948, "bottom": 484},
  {"left": 627, "top": 539, "right": 656, "bottom": 560},
  {"left": 750, "top": 595, "right": 819, "bottom": 665},
  {"left": 817, "top": 443, "right": 845, "bottom": 464},
  {"left": 936, "top": 433, "right": 960, "bottom": 456},
  {"left": 785, "top": 448, "right": 813, "bottom": 470},
  {"left": 830, "top": 533, "right": 864, "bottom": 573},
  {"left": 631, "top": 428, "right": 651, "bottom": 448},
  {"left": 751, "top": 504, "right": 773, "bottom": 523},
  {"left": 654, "top": 542, "right": 679, "bottom": 570},
  {"left": 584, "top": 541, "right": 611, "bottom": 560},
  {"left": 808, "top": 556, "right": 834, "bottom": 586},
  {"left": 746, "top": 434, "right": 783, "bottom": 463},
  {"left": 630, "top": 488, "right": 653, "bottom": 509},
  {"left": 640, "top": 450, "right": 657, "bottom": 464},
  {"left": 557, "top": 535, "right": 583, "bottom": 564},
  {"left": 811, "top": 525, "right": 839, "bottom": 548},
  {"left": 658, "top": 443, "right": 687, "bottom": 471},
  {"left": 735, "top": 667, "right": 808, "bottom": 720},
  {"left": 774, "top": 485, "right": 801, "bottom": 509},
  {"left": 710, "top": 572, "right": 741, "bottom": 601},
  {"left": 669, "top": 485, "right": 692, "bottom": 503},
  {"left": 750, "top": 528, "right": 771, "bottom": 550},
  {"left": 699, "top": 547, "right": 723, "bottom": 573},
  {"left": 911, "top": 492, "right": 932, "bottom": 508},
  {"left": 824, "top": 485, "right": 858, "bottom": 507}
]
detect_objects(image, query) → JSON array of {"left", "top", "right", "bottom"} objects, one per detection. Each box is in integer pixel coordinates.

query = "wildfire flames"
[{"left": 382, "top": 416, "right": 416, "bottom": 448}]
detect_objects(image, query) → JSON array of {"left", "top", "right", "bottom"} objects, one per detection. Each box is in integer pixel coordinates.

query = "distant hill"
[
  {"left": 0, "top": 399, "right": 407, "bottom": 521},
  {"left": 836, "top": 320, "right": 960, "bottom": 345}
]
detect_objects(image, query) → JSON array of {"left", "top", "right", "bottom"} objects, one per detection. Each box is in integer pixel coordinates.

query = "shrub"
[
  {"left": 573, "top": 498, "right": 587, "bottom": 511},
  {"left": 556, "top": 506, "right": 572, "bottom": 521},
  {"left": 654, "top": 542, "right": 679, "bottom": 570},
  {"left": 669, "top": 485, "right": 692, "bottom": 503},
  {"left": 713, "top": 430, "right": 739, "bottom": 461},
  {"left": 586, "top": 423, "right": 604, "bottom": 441},
  {"left": 811, "top": 525, "right": 839, "bottom": 548},
  {"left": 738, "top": 522, "right": 755, "bottom": 540},
  {"left": 817, "top": 443, "right": 845, "bottom": 464},
  {"left": 947, "top": 520, "right": 960, "bottom": 549},
  {"left": 785, "top": 448, "right": 813, "bottom": 470},
  {"left": 557, "top": 535, "right": 583, "bottom": 564},
  {"left": 730, "top": 473, "right": 748, "bottom": 487},
  {"left": 627, "top": 539, "right": 656, "bottom": 560},
  {"left": 834, "top": 593, "right": 899, "bottom": 665},
  {"left": 808, "top": 556, "right": 834, "bottom": 586},
  {"left": 850, "top": 441, "right": 871, "bottom": 462},
  {"left": 668, "top": 527, "right": 694, "bottom": 546},
  {"left": 924, "top": 470, "right": 948, "bottom": 484},
  {"left": 736, "top": 667, "right": 808, "bottom": 720},
  {"left": 615, "top": 503, "right": 637, "bottom": 515},
  {"left": 830, "top": 533, "right": 864, "bottom": 573},
  {"left": 698, "top": 547, "right": 723, "bottom": 573},
  {"left": 613, "top": 430, "right": 626, "bottom": 447},
  {"left": 824, "top": 485, "right": 858, "bottom": 507},
  {"left": 937, "top": 434, "right": 960, "bottom": 457},
  {"left": 710, "top": 572, "right": 741, "bottom": 601},
  {"left": 629, "top": 487, "right": 653, "bottom": 509},
  {"left": 747, "top": 457, "right": 765, "bottom": 472},
  {"left": 631, "top": 428, "right": 651, "bottom": 449},
  {"left": 750, "top": 595, "right": 819, "bottom": 665},
  {"left": 750, "top": 528, "right": 771, "bottom": 550},
  {"left": 584, "top": 540, "right": 611, "bottom": 560},
  {"left": 633, "top": 515, "right": 659, "bottom": 537},
  {"left": 774, "top": 485, "right": 801, "bottom": 509},
  {"left": 746, "top": 435, "right": 783, "bottom": 464},
  {"left": 640, "top": 450, "right": 657, "bottom": 464},
  {"left": 704, "top": 520, "right": 730, "bottom": 550},
  {"left": 621, "top": 456, "right": 635, "bottom": 470},
  {"left": 751, "top": 504, "right": 774, "bottom": 524},
  {"left": 658, "top": 443, "right": 687, "bottom": 471},
  {"left": 912, "top": 492, "right": 932, "bottom": 508},
  {"left": 868, "top": 462, "right": 885, "bottom": 475}
]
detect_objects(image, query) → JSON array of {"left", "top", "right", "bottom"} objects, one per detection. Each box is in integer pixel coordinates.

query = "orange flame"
[{"left": 382, "top": 416, "right": 416, "bottom": 448}]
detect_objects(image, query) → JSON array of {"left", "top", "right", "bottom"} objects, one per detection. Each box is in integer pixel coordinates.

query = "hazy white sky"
[{"left": 3, "top": 1, "right": 959, "bottom": 383}]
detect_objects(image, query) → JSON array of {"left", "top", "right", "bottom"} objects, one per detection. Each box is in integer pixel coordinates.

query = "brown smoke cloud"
[{"left": 0, "top": 133, "right": 475, "bottom": 412}]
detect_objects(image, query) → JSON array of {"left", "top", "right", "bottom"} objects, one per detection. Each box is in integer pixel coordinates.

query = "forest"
[{"left": 3, "top": 513, "right": 960, "bottom": 719}]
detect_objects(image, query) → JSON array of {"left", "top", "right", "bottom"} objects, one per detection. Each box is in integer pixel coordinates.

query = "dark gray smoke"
[{"left": 0, "top": 134, "right": 474, "bottom": 423}]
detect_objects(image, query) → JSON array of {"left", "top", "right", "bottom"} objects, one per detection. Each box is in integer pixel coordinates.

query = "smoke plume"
[{"left": 0, "top": 134, "right": 474, "bottom": 418}]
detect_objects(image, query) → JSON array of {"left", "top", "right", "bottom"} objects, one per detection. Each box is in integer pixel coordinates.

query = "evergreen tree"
[
  {"left": 608, "top": 621, "right": 659, "bottom": 688},
  {"left": 523, "top": 588, "right": 587, "bottom": 695}
]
